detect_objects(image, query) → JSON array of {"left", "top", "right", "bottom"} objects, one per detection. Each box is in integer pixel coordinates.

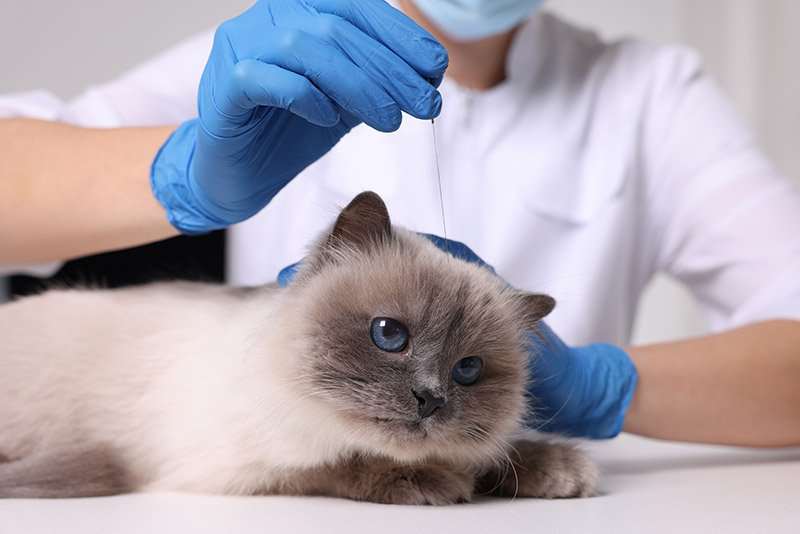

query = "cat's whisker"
[
  {"left": 248, "top": 398, "right": 298, "bottom": 443},
  {"left": 478, "top": 467, "right": 507, "bottom": 496},
  {"left": 242, "top": 383, "right": 330, "bottom": 443},
  {"left": 501, "top": 447, "right": 520, "bottom": 502},
  {"left": 463, "top": 424, "right": 520, "bottom": 494},
  {"left": 466, "top": 423, "right": 513, "bottom": 453},
  {"left": 251, "top": 393, "right": 327, "bottom": 446},
  {"left": 474, "top": 437, "right": 517, "bottom": 498},
  {"left": 241, "top": 375, "right": 320, "bottom": 426},
  {"left": 476, "top": 447, "right": 511, "bottom": 496},
  {"left": 529, "top": 387, "right": 576, "bottom": 433},
  {"left": 256, "top": 389, "right": 328, "bottom": 428}
]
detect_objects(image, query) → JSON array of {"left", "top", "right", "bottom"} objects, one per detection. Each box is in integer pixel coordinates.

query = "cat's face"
[{"left": 286, "top": 192, "right": 554, "bottom": 465}]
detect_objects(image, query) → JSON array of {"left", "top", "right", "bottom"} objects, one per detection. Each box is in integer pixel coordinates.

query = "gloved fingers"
[
  {"left": 277, "top": 261, "right": 302, "bottom": 287},
  {"left": 301, "top": 13, "right": 442, "bottom": 119},
  {"left": 214, "top": 59, "right": 341, "bottom": 128},
  {"left": 208, "top": 0, "right": 445, "bottom": 130},
  {"left": 311, "top": 0, "right": 449, "bottom": 80},
  {"left": 427, "top": 73, "right": 445, "bottom": 89},
  {"left": 419, "top": 233, "right": 499, "bottom": 275},
  {"left": 249, "top": 28, "right": 403, "bottom": 132}
]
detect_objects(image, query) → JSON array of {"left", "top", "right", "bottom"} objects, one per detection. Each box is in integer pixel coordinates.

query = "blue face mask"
[{"left": 411, "top": 0, "right": 547, "bottom": 41}]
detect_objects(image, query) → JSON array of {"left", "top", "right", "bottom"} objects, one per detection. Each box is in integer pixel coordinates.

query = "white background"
[{"left": 2, "top": 0, "right": 798, "bottom": 345}]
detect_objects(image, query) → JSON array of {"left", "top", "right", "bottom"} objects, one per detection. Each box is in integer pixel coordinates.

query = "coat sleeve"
[
  {"left": 60, "top": 28, "right": 214, "bottom": 128},
  {"left": 640, "top": 47, "right": 800, "bottom": 330}
]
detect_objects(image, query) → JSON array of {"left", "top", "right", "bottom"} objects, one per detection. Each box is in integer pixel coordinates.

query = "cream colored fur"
[{"left": 0, "top": 281, "right": 363, "bottom": 494}]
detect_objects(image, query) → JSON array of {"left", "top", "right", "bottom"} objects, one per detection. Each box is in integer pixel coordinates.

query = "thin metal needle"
[{"left": 431, "top": 117, "right": 449, "bottom": 257}]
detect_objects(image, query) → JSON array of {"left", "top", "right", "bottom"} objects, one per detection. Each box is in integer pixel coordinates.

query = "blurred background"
[{"left": 1, "top": 0, "right": 798, "bottom": 344}]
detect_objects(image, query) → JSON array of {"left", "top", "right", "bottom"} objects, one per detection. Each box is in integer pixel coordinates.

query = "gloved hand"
[
  {"left": 277, "top": 234, "right": 637, "bottom": 439},
  {"left": 524, "top": 321, "right": 637, "bottom": 438},
  {"left": 150, "top": 0, "right": 448, "bottom": 235}
]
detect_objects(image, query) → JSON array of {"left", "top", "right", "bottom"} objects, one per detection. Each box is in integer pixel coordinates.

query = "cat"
[{"left": 0, "top": 191, "right": 598, "bottom": 503}]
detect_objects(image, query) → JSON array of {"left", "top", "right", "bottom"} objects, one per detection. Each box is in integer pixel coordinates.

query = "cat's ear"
[
  {"left": 324, "top": 191, "right": 392, "bottom": 252},
  {"left": 291, "top": 192, "right": 392, "bottom": 284},
  {"left": 518, "top": 292, "right": 556, "bottom": 325}
]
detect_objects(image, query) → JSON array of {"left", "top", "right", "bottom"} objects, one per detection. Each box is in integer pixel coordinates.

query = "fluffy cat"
[{"left": 0, "top": 191, "right": 598, "bottom": 503}]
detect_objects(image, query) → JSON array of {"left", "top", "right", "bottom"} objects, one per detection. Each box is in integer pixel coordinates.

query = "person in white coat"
[{"left": 1, "top": 0, "right": 799, "bottom": 445}]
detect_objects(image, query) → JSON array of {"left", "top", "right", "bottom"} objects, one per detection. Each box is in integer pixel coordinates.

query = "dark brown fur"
[
  {"left": 260, "top": 456, "right": 475, "bottom": 505},
  {"left": 476, "top": 441, "right": 598, "bottom": 499},
  {"left": 0, "top": 445, "right": 131, "bottom": 498},
  {"left": 259, "top": 441, "right": 597, "bottom": 505}
]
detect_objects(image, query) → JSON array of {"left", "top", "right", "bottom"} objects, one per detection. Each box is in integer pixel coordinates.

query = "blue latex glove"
[
  {"left": 524, "top": 321, "right": 637, "bottom": 439},
  {"left": 277, "top": 234, "right": 637, "bottom": 440},
  {"left": 150, "top": 0, "right": 448, "bottom": 235}
]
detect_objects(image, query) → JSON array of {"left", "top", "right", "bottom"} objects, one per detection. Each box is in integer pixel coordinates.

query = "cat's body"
[
  {"left": 0, "top": 192, "right": 598, "bottom": 503},
  {"left": 1, "top": 281, "right": 312, "bottom": 495}
]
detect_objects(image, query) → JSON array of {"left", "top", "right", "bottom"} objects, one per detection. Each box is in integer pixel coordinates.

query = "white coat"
[{"left": 2, "top": 12, "right": 799, "bottom": 346}]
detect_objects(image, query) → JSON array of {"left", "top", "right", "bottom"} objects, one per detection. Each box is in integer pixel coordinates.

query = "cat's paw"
[
  {"left": 353, "top": 462, "right": 474, "bottom": 505},
  {"left": 478, "top": 441, "right": 598, "bottom": 499}
]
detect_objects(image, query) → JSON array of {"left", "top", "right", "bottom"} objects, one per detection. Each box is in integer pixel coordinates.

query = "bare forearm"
[
  {"left": 623, "top": 319, "right": 800, "bottom": 447},
  {"left": 0, "top": 118, "right": 179, "bottom": 265}
]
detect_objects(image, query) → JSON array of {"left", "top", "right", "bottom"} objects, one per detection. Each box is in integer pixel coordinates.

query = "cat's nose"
[{"left": 413, "top": 388, "right": 445, "bottom": 419}]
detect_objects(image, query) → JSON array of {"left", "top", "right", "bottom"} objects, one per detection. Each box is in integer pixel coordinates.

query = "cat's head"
[{"left": 284, "top": 192, "right": 554, "bottom": 465}]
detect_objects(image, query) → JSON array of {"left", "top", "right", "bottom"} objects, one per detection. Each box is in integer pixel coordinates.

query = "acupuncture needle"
[{"left": 431, "top": 117, "right": 449, "bottom": 258}]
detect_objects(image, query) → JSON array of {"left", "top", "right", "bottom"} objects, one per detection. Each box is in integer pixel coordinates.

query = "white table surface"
[{"left": 2, "top": 434, "right": 799, "bottom": 534}]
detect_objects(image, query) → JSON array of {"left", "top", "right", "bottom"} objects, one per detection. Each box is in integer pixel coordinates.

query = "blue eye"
[
  {"left": 452, "top": 356, "right": 483, "bottom": 386},
  {"left": 370, "top": 318, "right": 409, "bottom": 353}
]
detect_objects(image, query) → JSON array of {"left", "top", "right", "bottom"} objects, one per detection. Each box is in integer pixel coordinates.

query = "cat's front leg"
[
  {"left": 336, "top": 456, "right": 475, "bottom": 505},
  {"left": 476, "top": 441, "right": 598, "bottom": 499},
  {"left": 284, "top": 456, "right": 475, "bottom": 505}
]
